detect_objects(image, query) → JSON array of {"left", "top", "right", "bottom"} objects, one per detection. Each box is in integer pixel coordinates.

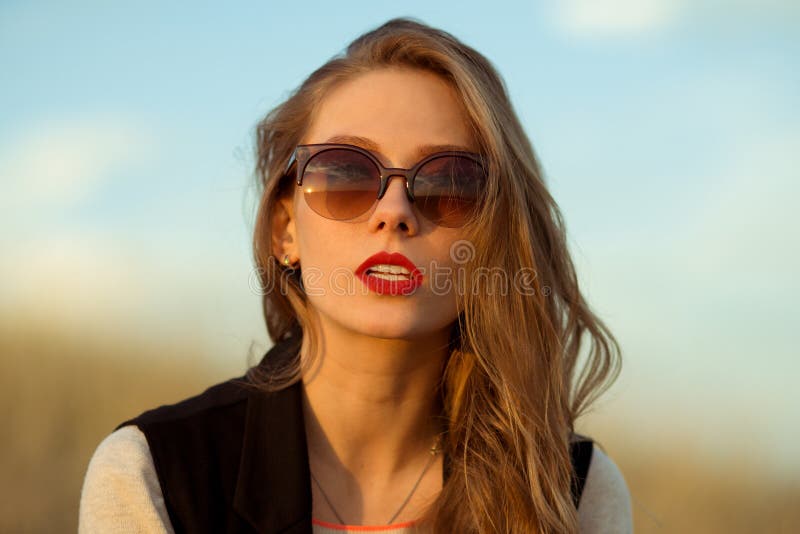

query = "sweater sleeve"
[
  {"left": 577, "top": 445, "right": 633, "bottom": 533},
  {"left": 79, "top": 425, "right": 175, "bottom": 534}
]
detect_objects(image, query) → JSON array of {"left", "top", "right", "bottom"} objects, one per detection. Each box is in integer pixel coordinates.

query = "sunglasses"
[{"left": 283, "top": 143, "right": 487, "bottom": 228}]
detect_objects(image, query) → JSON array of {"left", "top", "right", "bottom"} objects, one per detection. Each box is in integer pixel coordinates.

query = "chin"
[
  {"left": 347, "top": 313, "right": 455, "bottom": 342},
  {"left": 350, "top": 320, "right": 423, "bottom": 340},
  {"left": 312, "top": 298, "right": 457, "bottom": 341}
]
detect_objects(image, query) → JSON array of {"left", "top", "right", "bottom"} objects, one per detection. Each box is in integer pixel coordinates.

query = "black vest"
[{"left": 115, "top": 337, "right": 594, "bottom": 534}]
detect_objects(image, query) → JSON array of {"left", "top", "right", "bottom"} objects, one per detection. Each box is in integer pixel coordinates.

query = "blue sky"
[{"left": 1, "top": 1, "right": 798, "bottom": 476}]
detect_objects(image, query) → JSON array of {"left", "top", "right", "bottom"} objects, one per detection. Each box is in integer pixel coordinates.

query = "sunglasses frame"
[{"left": 283, "top": 142, "right": 487, "bottom": 223}]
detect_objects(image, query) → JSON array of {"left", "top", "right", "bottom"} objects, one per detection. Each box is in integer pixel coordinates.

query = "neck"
[{"left": 300, "top": 316, "right": 450, "bottom": 479}]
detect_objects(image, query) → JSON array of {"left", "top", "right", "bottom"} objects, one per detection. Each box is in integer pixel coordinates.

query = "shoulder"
[
  {"left": 79, "top": 426, "right": 174, "bottom": 533},
  {"left": 577, "top": 444, "right": 633, "bottom": 534},
  {"left": 104, "top": 375, "right": 263, "bottom": 499},
  {"left": 87, "top": 424, "right": 154, "bottom": 469},
  {"left": 115, "top": 376, "right": 253, "bottom": 430},
  {"left": 114, "top": 338, "right": 299, "bottom": 430}
]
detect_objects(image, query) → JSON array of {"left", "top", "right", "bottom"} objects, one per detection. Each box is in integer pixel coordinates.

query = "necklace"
[{"left": 310, "top": 435, "right": 441, "bottom": 525}]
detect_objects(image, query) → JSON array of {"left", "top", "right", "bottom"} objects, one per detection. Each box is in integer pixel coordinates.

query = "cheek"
[
  {"left": 295, "top": 211, "right": 354, "bottom": 283},
  {"left": 424, "top": 235, "right": 471, "bottom": 297},
  {"left": 295, "top": 199, "right": 324, "bottom": 263}
]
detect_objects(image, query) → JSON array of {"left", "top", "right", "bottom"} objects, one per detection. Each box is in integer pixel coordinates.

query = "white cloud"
[
  {"left": 552, "top": 0, "right": 799, "bottom": 39},
  {"left": 0, "top": 229, "right": 270, "bottom": 370},
  {"left": 0, "top": 115, "right": 269, "bottom": 368},
  {"left": 0, "top": 116, "right": 155, "bottom": 213},
  {"left": 2, "top": 234, "right": 144, "bottom": 318},
  {"left": 553, "top": 0, "right": 686, "bottom": 37}
]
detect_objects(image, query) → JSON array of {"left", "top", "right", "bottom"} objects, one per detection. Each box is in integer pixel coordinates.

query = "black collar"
[{"left": 232, "top": 338, "right": 313, "bottom": 533}]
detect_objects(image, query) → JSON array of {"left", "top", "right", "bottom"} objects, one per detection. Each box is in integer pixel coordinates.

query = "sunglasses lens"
[
  {"left": 302, "top": 149, "right": 379, "bottom": 220},
  {"left": 414, "top": 156, "right": 484, "bottom": 227}
]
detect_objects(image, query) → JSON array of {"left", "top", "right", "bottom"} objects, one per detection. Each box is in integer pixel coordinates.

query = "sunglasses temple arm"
[{"left": 283, "top": 151, "right": 299, "bottom": 183}]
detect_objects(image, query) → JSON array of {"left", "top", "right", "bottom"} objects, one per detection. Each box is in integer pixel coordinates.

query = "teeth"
[
  {"left": 369, "top": 272, "right": 409, "bottom": 281},
  {"left": 367, "top": 263, "right": 411, "bottom": 275}
]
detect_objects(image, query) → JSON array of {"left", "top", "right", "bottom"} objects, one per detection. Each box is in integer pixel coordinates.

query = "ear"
[{"left": 271, "top": 191, "right": 299, "bottom": 267}]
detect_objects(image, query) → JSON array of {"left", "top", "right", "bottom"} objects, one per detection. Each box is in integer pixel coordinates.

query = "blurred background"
[{"left": 1, "top": 1, "right": 797, "bottom": 532}]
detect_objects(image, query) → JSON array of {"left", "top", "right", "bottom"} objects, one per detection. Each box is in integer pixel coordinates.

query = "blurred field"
[
  {"left": 1, "top": 316, "right": 797, "bottom": 533},
  {"left": 0, "top": 315, "right": 240, "bottom": 533},
  {"left": 578, "top": 418, "right": 800, "bottom": 533}
]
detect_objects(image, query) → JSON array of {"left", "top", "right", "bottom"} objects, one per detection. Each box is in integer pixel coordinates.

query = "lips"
[{"left": 355, "top": 251, "right": 424, "bottom": 296}]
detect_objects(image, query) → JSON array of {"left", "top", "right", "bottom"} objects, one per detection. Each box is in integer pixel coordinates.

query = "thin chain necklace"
[{"left": 310, "top": 435, "right": 441, "bottom": 526}]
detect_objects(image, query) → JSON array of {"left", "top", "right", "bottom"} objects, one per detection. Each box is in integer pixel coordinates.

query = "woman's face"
[{"left": 283, "top": 66, "right": 477, "bottom": 341}]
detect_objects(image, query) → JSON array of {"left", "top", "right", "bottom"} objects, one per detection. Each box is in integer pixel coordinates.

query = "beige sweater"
[{"left": 79, "top": 426, "right": 632, "bottom": 533}]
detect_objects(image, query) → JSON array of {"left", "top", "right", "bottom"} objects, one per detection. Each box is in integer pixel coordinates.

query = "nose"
[{"left": 368, "top": 174, "right": 419, "bottom": 234}]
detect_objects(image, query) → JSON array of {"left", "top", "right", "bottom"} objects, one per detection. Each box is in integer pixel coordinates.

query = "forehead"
[{"left": 304, "top": 67, "right": 477, "bottom": 161}]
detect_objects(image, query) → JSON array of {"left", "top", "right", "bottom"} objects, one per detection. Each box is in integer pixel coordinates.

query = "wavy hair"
[{"left": 246, "top": 17, "right": 621, "bottom": 534}]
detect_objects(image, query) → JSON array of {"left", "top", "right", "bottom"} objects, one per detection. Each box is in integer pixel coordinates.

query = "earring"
[{"left": 283, "top": 254, "right": 290, "bottom": 265}]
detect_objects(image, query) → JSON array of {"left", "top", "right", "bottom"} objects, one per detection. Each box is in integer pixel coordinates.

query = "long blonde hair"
[{"left": 247, "top": 17, "right": 621, "bottom": 533}]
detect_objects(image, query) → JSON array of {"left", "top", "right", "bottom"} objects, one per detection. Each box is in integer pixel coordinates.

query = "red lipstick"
[{"left": 355, "top": 251, "right": 424, "bottom": 296}]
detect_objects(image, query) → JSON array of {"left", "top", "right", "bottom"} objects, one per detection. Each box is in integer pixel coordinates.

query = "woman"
[{"left": 80, "top": 17, "right": 632, "bottom": 534}]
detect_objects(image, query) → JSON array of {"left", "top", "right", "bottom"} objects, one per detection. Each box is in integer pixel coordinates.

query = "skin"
[{"left": 273, "top": 66, "right": 478, "bottom": 525}]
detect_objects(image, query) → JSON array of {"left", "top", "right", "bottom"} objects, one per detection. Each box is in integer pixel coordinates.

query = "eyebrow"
[{"left": 323, "top": 134, "right": 475, "bottom": 162}]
